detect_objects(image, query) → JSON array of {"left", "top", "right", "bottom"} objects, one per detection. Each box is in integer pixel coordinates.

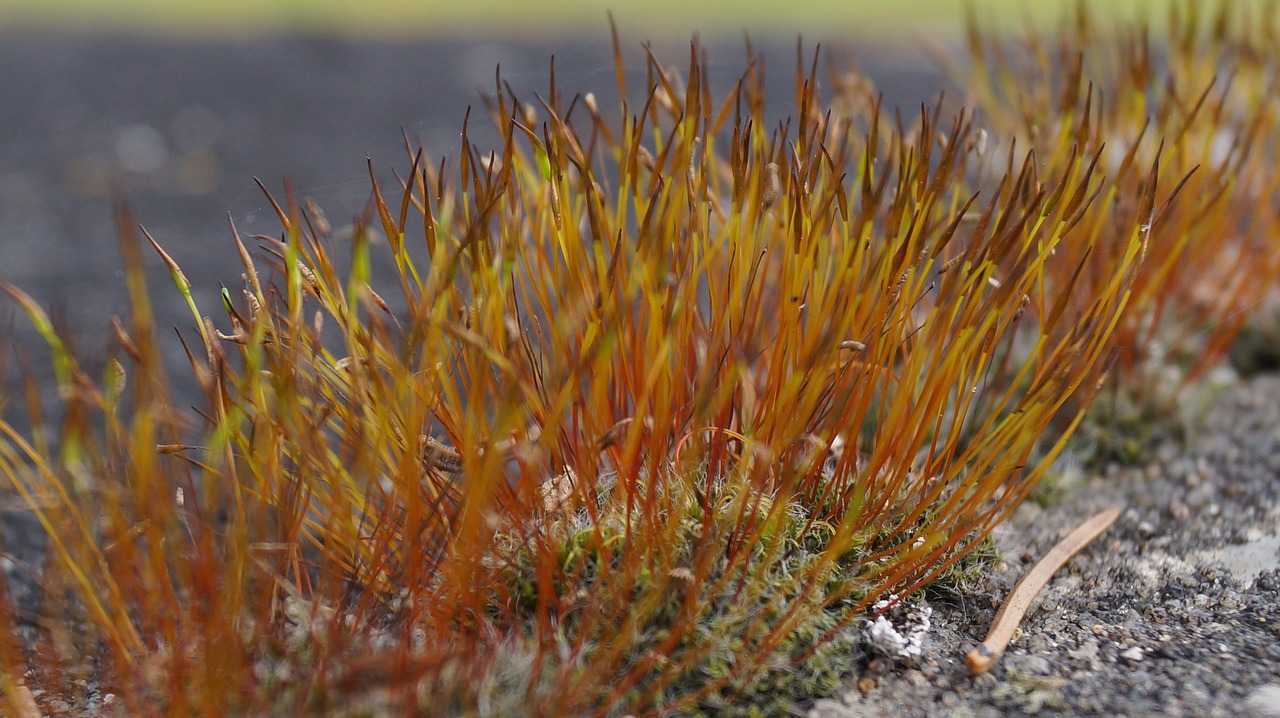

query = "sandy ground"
[{"left": 1, "top": 30, "right": 1278, "bottom": 717}]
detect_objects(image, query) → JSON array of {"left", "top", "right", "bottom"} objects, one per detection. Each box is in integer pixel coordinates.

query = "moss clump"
[{"left": 478, "top": 469, "right": 870, "bottom": 716}]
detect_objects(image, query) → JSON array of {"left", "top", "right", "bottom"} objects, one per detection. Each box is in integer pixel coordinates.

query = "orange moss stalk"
[
  {"left": 0, "top": 9, "right": 1272, "bottom": 717},
  {"left": 958, "top": 0, "right": 1280, "bottom": 405}
]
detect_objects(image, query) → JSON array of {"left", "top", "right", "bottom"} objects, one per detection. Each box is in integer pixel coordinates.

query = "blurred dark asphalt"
[{"left": 0, "top": 30, "right": 944, "bottom": 355}]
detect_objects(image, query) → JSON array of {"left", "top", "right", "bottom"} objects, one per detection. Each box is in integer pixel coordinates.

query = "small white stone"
[
  {"left": 862, "top": 594, "right": 932, "bottom": 660},
  {"left": 1244, "top": 684, "right": 1280, "bottom": 718},
  {"left": 1119, "top": 646, "right": 1143, "bottom": 662},
  {"left": 807, "top": 698, "right": 854, "bottom": 718}
]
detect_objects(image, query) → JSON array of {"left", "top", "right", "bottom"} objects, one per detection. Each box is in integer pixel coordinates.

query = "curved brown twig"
[{"left": 966, "top": 506, "right": 1123, "bottom": 675}]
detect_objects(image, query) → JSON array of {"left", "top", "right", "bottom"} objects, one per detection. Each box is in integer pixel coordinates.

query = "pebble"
[
  {"left": 903, "top": 669, "right": 928, "bottom": 687},
  {"left": 1006, "top": 654, "right": 1053, "bottom": 675},
  {"left": 807, "top": 698, "right": 851, "bottom": 718},
  {"left": 1120, "top": 646, "right": 1144, "bottom": 662},
  {"left": 1185, "top": 483, "right": 1215, "bottom": 509},
  {"left": 1245, "top": 684, "right": 1280, "bottom": 718},
  {"left": 1068, "top": 640, "right": 1100, "bottom": 662}
]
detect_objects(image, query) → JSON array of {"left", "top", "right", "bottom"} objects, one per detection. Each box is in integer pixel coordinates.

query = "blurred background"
[
  {"left": 0, "top": 0, "right": 1149, "bottom": 378},
  {"left": 0, "top": 1, "right": 1151, "bottom": 39}
]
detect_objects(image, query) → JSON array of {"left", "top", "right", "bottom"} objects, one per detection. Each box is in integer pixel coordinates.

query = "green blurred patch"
[{"left": 0, "top": 0, "right": 1164, "bottom": 39}]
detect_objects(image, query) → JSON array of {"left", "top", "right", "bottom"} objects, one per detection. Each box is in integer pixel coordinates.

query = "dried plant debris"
[{"left": 966, "top": 506, "right": 1122, "bottom": 675}]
